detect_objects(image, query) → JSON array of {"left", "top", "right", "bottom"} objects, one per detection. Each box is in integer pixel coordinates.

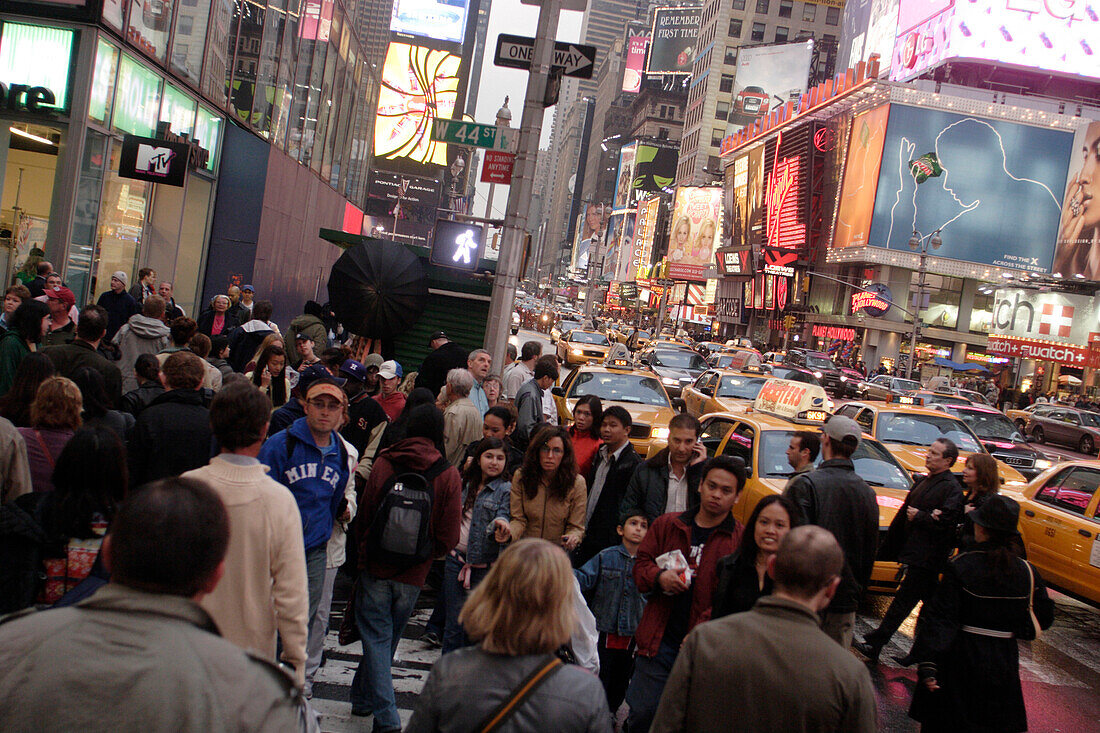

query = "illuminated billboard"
[
  {"left": 623, "top": 36, "right": 649, "bottom": 92},
  {"left": 647, "top": 6, "right": 701, "bottom": 75},
  {"left": 633, "top": 143, "right": 677, "bottom": 192},
  {"left": 729, "top": 147, "right": 764, "bottom": 249},
  {"left": 724, "top": 41, "right": 814, "bottom": 138},
  {"left": 866, "top": 104, "right": 1074, "bottom": 272},
  {"left": 612, "top": 211, "right": 638, "bottom": 281},
  {"left": 613, "top": 144, "right": 637, "bottom": 210},
  {"left": 833, "top": 103, "right": 889, "bottom": 249},
  {"left": 390, "top": 0, "right": 470, "bottom": 44},
  {"left": 631, "top": 197, "right": 661, "bottom": 280},
  {"left": 890, "top": 0, "right": 1100, "bottom": 83},
  {"left": 1052, "top": 121, "right": 1100, "bottom": 279},
  {"left": 669, "top": 187, "right": 722, "bottom": 281},
  {"left": 373, "top": 41, "right": 461, "bottom": 169}
]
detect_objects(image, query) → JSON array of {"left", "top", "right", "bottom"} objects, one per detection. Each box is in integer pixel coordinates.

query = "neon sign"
[
  {"left": 763, "top": 132, "right": 805, "bottom": 278},
  {"left": 813, "top": 324, "right": 857, "bottom": 341},
  {"left": 851, "top": 284, "right": 893, "bottom": 317}
]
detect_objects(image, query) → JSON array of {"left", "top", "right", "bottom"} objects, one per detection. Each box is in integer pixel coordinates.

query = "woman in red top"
[{"left": 568, "top": 395, "right": 602, "bottom": 478}]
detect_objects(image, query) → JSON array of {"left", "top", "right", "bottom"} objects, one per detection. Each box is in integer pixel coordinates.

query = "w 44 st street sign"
[{"left": 430, "top": 119, "right": 513, "bottom": 151}]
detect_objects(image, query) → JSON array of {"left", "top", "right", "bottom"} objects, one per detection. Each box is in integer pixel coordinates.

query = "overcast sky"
[{"left": 469, "top": 0, "right": 585, "bottom": 217}]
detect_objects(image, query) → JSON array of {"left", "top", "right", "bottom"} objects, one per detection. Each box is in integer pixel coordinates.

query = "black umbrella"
[{"left": 327, "top": 239, "right": 429, "bottom": 338}]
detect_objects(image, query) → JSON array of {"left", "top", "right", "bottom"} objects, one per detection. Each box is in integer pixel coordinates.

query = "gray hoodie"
[{"left": 114, "top": 314, "right": 171, "bottom": 392}]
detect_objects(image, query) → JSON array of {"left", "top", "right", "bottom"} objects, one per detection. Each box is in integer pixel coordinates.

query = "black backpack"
[{"left": 366, "top": 457, "right": 450, "bottom": 569}]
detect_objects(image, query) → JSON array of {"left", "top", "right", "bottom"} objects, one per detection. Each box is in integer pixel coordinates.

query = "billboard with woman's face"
[
  {"left": 669, "top": 187, "right": 723, "bottom": 281},
  {"left": 1052, "top": 121, "right": 1100, "bottom": 279}
]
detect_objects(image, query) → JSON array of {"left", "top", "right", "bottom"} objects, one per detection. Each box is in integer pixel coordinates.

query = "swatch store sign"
[{"left": 988, "top": 289, "right": 1100, "bottom": 367}]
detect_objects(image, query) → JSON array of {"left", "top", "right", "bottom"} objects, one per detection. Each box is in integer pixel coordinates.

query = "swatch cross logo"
[
  {"left": 135, "top": 144, "right": 176, "bottom": 177},
  {"left": 1038, "top": 303, "right": 1074, "bottom": 338}
]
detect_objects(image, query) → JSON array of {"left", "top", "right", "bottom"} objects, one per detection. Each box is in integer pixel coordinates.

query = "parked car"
[{"left": 1026, "top": 407, "right": 1100, "bottom": 456}]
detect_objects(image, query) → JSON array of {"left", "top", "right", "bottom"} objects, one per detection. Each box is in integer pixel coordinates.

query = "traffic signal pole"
[{"left": 484, "top": 0, "right": 562, "bottom": 373}]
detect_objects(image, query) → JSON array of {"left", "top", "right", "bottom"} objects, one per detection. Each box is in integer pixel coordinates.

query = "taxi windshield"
[
  {"left": 652, "top": 350, "right": 708, "bottom": 370},
  {"left": 716, "top": 376, "right": 768, "bottom": 399},
  {"left": 571, "top": 332, "right": 610, "bottom": 346},
  {"left": 759, "top": 432, "right": 911, "bottom": 491},
  {"left": 568, "top": 371, "right": 670, "bottom": 406},
  {"left": 953, "top": 409, "right": 1024, "bottom": 442},
  {"left": 875, "top": 412, "right": 983, "bottom": 452}
]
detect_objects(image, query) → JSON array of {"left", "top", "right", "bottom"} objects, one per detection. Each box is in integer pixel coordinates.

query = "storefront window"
[
  {"left": 161, "top": 82, "right": 197, "bottom": 136},
  {"left": 92, "top": 142, "right": 149, "bottom": 298},
  {"left": 194, "top": 105, "right": 223, "bottom": 172},
  {"left": 2, "top": 122, "right": 62, "bottom": 287},
  {"left": 174, "top": 176, "right": 214, "bottom": 315},
  {"left": 0, "top": 22, "right": 75, "bottom": 113},
  {"left": 170, "top": 0, "right": 213, "bottom": 86},
  {"left": 113, "top": 54, "right": 162, "bottom": 136},
  {"left": 202, "top": 0, "right": 234, "bottom": 107},
  {"left": 103, "top": 0, "right": 127, "bottom": 32},
  {"left": 89, "top": 38, "right": 120, "bottom": 127},
  {"left": 913, "top": 273, "right": 962, "bottom": 330},
  {"left": 67, "top": 131, "right": 110, "bottom": 302},
  {"left": 126, "top": 0, "right": 174, "bottom": 62}
]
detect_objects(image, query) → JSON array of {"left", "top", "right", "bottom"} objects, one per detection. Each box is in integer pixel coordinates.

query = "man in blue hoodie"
[{"left": 259, "top": 376, "right": 358, "bottom": 629}]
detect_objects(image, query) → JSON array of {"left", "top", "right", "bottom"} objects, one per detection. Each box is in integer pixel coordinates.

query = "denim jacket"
[
  {"left": 464, "top": 476, "right": 511, "bottom": 565},
  {"left": 574, "top": 544, "right": 644, "bottom": 636}
]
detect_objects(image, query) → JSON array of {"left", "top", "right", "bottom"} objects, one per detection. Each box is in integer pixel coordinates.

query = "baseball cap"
[
  {"left": 428, "top": 330, "right": 447, "bottom": 344},
  {"left": 822, "top": 415, "right": 861, "bottom": 445},
  {"left": 242, "top": 284, "right": 255, "bottom": 293},
  {"left": 111, "top": 271, "right": 128, "bottom": 286},
  {"left": 305, "top": 378, "right": 347, "bottom": 404},
  {"left": 340, "top": 359, "right": 369, "bottom": 383},
  {"left": 363, "top": 353, "right": 384, "bottom": 370},
  {"left": 46, "top": 286, "right": 76, "bottom": 308},
  {"left": 969, "top": 495, "right": 1020, "bottom": 534},
  {"left": 378, "top": 360, "right": 401, "bottom": 380},
  {"left": 294, "top": 331, "right": 311, "bottom": 341},
  {"left": 298, "top": 363, "right": 344, "bottom": 395}
]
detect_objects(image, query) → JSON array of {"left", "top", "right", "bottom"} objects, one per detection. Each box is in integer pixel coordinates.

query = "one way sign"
[{"left": 494, "top": 34, "right": 597, "bottom": 79}]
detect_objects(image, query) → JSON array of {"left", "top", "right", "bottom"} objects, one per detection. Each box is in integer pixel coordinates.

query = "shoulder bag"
[{"left": 476, "top": 656, "right": 563, "bottom": 733}]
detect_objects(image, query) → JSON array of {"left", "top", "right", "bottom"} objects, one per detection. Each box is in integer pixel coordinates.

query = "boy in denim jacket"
[{"left": 574, "top": 513, "right": 648, "bottom": 715}]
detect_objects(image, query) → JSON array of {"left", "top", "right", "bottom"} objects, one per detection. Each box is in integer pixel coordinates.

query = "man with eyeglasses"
[{"left": 259, "top": 376, "right": 358, "bottom": 644}]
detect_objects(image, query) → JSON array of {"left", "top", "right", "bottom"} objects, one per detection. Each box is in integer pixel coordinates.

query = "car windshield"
[
  {"left": 568, "top": 371, "right": 671, "bottom": 407},
  {"left": 759, "top": 431, "right": 911, "bottom": 490},
  {"left": 652, "top": 350, "right": 707, "bottom": 370},
  {"left": 805, "top": 355, "right": 835, "bottom": 370},
  {"left": 893, "top": 379, "right": 921, "bottom": 391},
  {"left": 717, "top": 376, "right": 768, "bottom": 399},
  {"left": 953, "top": 409, "right": 1024, "bottom": 442},
  {"left": 875, "top": 412, "right": 983, "bottom": 452},
  {"left": 570, "top": 332, "right": 609, "bottom": 346},
  {"left": 559, "top": 321, "right": 580, "bottom": 332},
  {"left": 713, "top": 355, "right": 735, "bottom": 368}
]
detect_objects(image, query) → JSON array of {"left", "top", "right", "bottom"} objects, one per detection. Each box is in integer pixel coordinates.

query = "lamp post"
[{"left": 906, "top": 229, "right": 942, "bottom": 380}]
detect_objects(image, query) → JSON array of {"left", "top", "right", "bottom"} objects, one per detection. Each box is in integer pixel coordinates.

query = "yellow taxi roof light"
[
  {"left": 889, "top": 394, "right": 925, "bottom": 406},
  {"left": 752, "top": 378, "right": 831, "bottom": 424}
]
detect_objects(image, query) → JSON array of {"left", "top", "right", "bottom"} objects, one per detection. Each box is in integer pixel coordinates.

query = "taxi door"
[
  {"left": 1022, "top": 465, "right": 1100, "bottom": 597},
  {"left": 684, "top": 371, "right": 717, "bottom": 418},
  {"left": 699, "top": 415, "right": 739, "bottom": 457}
]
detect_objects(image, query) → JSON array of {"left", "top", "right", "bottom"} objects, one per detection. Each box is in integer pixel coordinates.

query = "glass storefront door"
[
  {"left": 90, "top": 140, "right": 150, "bottom": 299},
  {"left": 1, "top": 122, "right": 64, "bottom": 288}
]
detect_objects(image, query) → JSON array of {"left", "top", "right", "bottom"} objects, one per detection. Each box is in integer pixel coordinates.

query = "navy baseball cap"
[
  {"left": 298, "top": 363, "right": 344, "bottom": 395},
  {"left": 340, "top": 359, "right": 369, "bottom": 383}
]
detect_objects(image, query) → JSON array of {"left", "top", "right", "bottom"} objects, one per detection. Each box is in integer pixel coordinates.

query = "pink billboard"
[{"left": 623, "top": 36, "right": 649, "bottom": 92}]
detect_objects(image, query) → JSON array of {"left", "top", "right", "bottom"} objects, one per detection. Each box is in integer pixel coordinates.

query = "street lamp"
[{"left": 907, "top": 229, "right": 942, "bottom": 380}]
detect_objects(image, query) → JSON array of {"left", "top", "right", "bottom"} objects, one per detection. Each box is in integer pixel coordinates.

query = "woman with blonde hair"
[
  {"left": 17, "top": 376, "right": 82, "bottom": 493},
  {"left": 406, "top": 539, "right": 611, "bottom": 732}
]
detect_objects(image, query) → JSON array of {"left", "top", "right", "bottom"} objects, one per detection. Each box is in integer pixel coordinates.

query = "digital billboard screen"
[
  {"left": 724, "top": 41, "right": 814, "bottom": 138},
  {"left": 866, "top": 104, "right": 1074, "bottom": 272},
  {"left": 373, "top": 41, "right": 462, "bottom": 170},
  {"left": 891, "top": 0, "right": 1100, "bottom": 82},
  {"left": 390, "top": 0, "right": 470, "bottom": 44},
  {"left": 729, "top": 147, "right": 764, "bottom": 250},
  {"left": 647, "top": 6, "right": 701, "bottom": 75},
  {"left": 669, "top": 187, "right": 723, "bottom": 281},
  {"left": 1052, "top": 121, "right": 1100, "bottom": 280}
]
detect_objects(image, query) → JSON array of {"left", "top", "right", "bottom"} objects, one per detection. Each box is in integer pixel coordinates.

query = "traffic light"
[{"left": 783, "top": 315, "right": 796, "bottom": 330}]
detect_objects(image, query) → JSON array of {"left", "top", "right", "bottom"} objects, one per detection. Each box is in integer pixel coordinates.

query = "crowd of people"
[{"left": 0, "top": 284, "right": 1058, "bottom": 733}]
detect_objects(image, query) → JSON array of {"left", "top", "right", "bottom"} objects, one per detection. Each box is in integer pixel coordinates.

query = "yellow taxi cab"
[
  {"left": 554, "top": 353, "right": 678, "bottom": 454},
  {"left": 681, "top": 368, "right": 771, "bottom": 418},
  {"left": 832, "top": 396, "right": 1029, "bottom": 488},
  {"left": 555, "top": 329, "right": 611, "bottom": 365},
  {"left": 649, "top": 378, "right": 913, "bottom": 592},
  {"left": 612, "top": 327, "right": 651, "bottom": 349},
  {"left": 1007, "top": 460, "right": 1100, "bottom": 605}
]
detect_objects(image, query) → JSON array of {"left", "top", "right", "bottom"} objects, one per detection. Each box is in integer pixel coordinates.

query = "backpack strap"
[
  {"left": 476, "top": 656, "right": 563, "bottom": 733},
  {"left": 423, "top": 456, "right": 451, "bottom": 482}
]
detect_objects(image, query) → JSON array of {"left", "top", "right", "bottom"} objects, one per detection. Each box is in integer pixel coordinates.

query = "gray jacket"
[
  {"left": 0, "top": 584, "right": 307, "bottom": 732},
  {"left": 513, "top": 378, "right": 546, "bottom": 450},
  {"left": 113, "top": 314, "right": 170, "bottom": 392},
  {"left": 406, "top": 647, "right": 611, "bottom": 733}
]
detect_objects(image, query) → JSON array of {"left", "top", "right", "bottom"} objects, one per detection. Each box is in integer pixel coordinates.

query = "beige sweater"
[{"left": 183, "top": 455, "right": 309, "bottom": 683}]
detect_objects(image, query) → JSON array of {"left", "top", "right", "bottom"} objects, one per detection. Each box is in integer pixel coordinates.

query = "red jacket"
[
  {"left": 632, "top": 507, "right": 742, "bottom": 657},
  {"left": 357, "top": 437, "right": 462, "bottom": 587}
]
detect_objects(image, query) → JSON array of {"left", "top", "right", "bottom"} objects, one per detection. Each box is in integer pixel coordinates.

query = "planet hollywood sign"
[
  {"left": 850, "top": 284, "right": 892, "bottom": 317},
  {"left": 812, "top": 324, "right": 856, "bottom": 341}
]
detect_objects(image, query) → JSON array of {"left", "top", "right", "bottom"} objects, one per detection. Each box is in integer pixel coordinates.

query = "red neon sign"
[{"left": 764, "top": 132, "right": 806, "bottom": 270}]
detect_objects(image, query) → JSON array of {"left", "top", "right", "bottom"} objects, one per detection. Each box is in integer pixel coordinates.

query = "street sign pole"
[{"left": 485, "top": 0, "right": 561, "bottom": 373}]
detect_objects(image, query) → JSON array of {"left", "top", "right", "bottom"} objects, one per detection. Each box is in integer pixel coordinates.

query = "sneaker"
[
  {"left": 852, "top": 639, "right": 882, "bottom": 664},
  {"left": 350, "top": 708, "right": 371, "bottom": 718},
  {"left": 421, "top": 631, "right": 442, "bottom": 648}
]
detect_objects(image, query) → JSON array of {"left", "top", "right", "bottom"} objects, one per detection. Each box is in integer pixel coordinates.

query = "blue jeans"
[
  {"left": 623, "top": 640, "right": 680, "bottom": 733},
  {"left": 441, "top": 554, "right": 490, "bottom": 654},
  {"left": 350, "top": 572, "right": 421, "bottom": 728},
  {"left": 305, "top": 545, "right": 328, "bottom": 626}
]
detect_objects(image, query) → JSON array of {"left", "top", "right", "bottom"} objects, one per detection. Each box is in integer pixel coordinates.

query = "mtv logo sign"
[{"left": 135, "top": 144, "right": 176, "bottom": 177}]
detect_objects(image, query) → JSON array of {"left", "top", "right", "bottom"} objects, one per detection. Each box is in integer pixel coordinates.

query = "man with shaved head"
[{"left": 650, "top": 526, "right": 877, "bottom": 732}]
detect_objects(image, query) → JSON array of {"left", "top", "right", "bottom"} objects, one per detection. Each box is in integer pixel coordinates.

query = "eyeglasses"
[
  {"left": 306, "top": 399, "right": 343, "bottom": 411},
  {"left": 539, "top": 445, "right": 564, "bottom": 455}
]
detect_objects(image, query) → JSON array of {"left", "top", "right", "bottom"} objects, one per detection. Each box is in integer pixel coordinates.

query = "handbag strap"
[
  {"left": 477, "top": 656, "right": 563, "bottom": 733},
  {"left": 1024, "top": 559, "right": 1035, "bottom": 610}
]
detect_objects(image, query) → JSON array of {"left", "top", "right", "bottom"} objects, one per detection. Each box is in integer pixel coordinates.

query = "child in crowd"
[{"left": 574, "top": 512, "right": 648, "bottom": 716}]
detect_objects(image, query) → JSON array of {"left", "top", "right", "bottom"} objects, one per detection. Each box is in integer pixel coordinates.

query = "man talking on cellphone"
[{"left": 619, "top": 413, "right": 708, "bottom": 524}]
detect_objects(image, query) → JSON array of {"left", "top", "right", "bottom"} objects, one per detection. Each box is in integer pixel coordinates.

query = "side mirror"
[
  {"left": 551, "top": 386, "right": 565, "bottom": 397},
  {"left": 673, "top": 397, "right": 686, "bottom": 412}
]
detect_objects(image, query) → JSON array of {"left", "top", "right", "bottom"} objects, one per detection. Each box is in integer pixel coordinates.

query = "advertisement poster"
[
  {"left": 573, "top": 202, "right": 609, "bottom": 272},
  {"left": 632, "top": 144, "right": 677, "bottom": 191},
  {"left": 603, "top": 213, "right": 625, "bottom": 277},
  {"left": 623, "top": 36, "right": 649, "bottom": 92},
  {"left": 730, "top": 148, "right": 764, "bottom": 249},
  {"left": 374, "top": 42, "right": 462, "bottom": 170},
  {"left": 724, "top": 41, "right": 813, "bottom": 139},
  {"left": 632, "top": 197, "right": 661, "bottom": 279},
  {"left": 389, "top": 0, "right": 470, "bottom": 44},
  {"left": 127, "top": 0, "right": 173, "bottom": 61},
  {"left": 834, "top": 103, "right": 889, "bottom": 248},
  {"left": 669, "top": 187, "right": 723, "bottom": 281},
  {"left": 866, "top": 105, "right": 1073, "bottom": 272},
  {"left": 365, "top": 172, "right": 443, "bottom": 248},
  {"left": 613, "top": 212, "right": 638, "bottom": 281},
  {"left": 613, "top": 144, "right": 638, "bottom": 210},
  {"left": 647, "top": 6, "right": 701, "bottom": 75},
  {"left": 1052, "top": 121, "right": 1100, "bottom": 279}
]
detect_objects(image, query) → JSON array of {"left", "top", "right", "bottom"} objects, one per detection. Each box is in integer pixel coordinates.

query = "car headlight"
[
  {"left": 839, "top": 375, "right": 847, "bottom": 382},
  {"left": 1034, "top": 459, "right": 1053, "bottom": 470},
  {"left": 650, "top": 427, "right": 670, "bottom": 440},
  {"left": 661, "top": 377, "right": 679, "bottom": 386},
  {"left": 813, "top": 371, "right": 822, "bottom": 379},
  {"left": 570, "top": 348, "right": 582, "bottom": 355}
]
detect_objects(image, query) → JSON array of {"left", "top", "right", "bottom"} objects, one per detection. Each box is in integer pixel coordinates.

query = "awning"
[{"left": 932, "top": 357, "right": 990, "bottom": 372}]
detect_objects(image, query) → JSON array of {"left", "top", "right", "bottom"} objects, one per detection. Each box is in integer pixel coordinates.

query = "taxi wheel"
[
  {"left": 1080, "top": 435, "right": 1095, "bottom": 456},
  {"left": 1033, "top": 426, "right": 1045, "bottom": 444}
]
